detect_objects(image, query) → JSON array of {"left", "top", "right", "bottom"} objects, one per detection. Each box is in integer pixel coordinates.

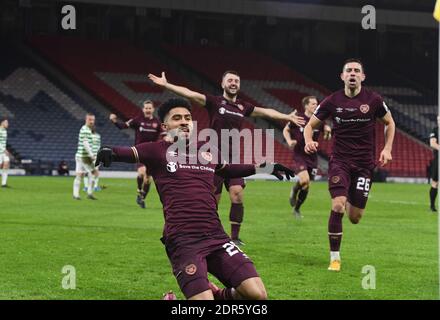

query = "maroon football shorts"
[
  {"left": 214, "top": 175, "right": 246, "bottom": 195},
  {"left": 294, "top": 159, "right": 318, "bottom": 180},
  {"left": 165, "top": 235, "right": 259, "bottom": 299},
  {"left": 327, "top": 157, "right": 375, "bottom": 209}
]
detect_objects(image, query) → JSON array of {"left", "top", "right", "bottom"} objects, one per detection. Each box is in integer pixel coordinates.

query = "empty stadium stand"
[{"left": 0, "top": 43, "right": 133, "bottom": 171}]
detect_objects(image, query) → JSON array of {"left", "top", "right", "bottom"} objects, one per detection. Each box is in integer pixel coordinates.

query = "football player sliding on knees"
[
  {"left": 95, "top": 98, "right": 294, "bottom": 300},
  {"left": 148, "top": 70, "right": 304, "bottom": 247}
]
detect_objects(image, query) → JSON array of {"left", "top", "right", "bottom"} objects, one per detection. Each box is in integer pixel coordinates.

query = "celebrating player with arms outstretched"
[
  {"left": 304, "top": 59, "right": 395, "bottom": 272},
  {"left": 96, "top": 98, "right": 295, "bottom": 300},
  {"left": 148, "top": 70, "right": 305, "bottom": 246}
]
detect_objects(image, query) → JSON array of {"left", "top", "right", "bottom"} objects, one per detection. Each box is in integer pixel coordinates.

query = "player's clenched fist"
[{"left": 304, "top": 141, "right": 319, "bottom": 154}]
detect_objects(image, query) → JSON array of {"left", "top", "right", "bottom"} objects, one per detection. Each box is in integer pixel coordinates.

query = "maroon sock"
[
  {"left": 214, "top": 288, "right": 235, "bottom": 300},
  {"left": 328, "top": 210, "right": 343, "bottom": 252},
  {"left": 136, "top": 176, "right": 143, "bottom": 192},
  {"left": 142, "top": 182, "right": 151, "bottom": 199},
  {"left": 295, "top": 187, "right": 309, "bottom": 210},
  {"left": 230, "top": 203, "right": 244, "bottom": 240},
  {"left": 290, "top": 183, "right": 301, "bottom": 206}
]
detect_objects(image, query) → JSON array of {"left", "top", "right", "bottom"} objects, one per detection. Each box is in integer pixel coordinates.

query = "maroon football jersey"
[
  {"left": 205, "top": 95, "right": 255, "bottom": 158},
  {"left": 133, "top": 140, "right": 226, "bottom": 242},
  {"left": 288, "top": 112, "right": 321, "bottom": 164},
  {"left": 314, "top": 88, "right": 389, "bottom": 165},
  {"left": 126, "top": 115, "right": 164, "bottom": 145}
]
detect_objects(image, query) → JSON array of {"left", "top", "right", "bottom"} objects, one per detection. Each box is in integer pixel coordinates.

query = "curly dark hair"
[{"left": 157, "top": 98, "right": 192, "bottom": 122}]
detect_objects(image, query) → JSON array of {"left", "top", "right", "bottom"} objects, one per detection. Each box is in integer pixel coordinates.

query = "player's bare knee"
[
  {"left": 230, "top": 190, "right": 243, "bottom": 203},
  {"left": 432, "top": 181, "right": 438, "bottom": 189},
  {"left": 332, "top": 201, "right": 345, "bottom": 213}
]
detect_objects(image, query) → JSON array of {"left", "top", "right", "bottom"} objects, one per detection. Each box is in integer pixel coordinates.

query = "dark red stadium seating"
[{"left": 162, "top": 44, "right": 433, "bottom": 177}]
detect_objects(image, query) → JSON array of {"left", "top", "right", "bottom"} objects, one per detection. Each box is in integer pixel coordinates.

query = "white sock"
[
  {"left": 1, "top": 169, "right": 7, "bottom": 186},
  {"left": 87, "top": 175, "right": 95, "bottom": 195},
  {"left": 83, "top": 176, "right": 89, "bottom": 189},
  {"left": 94, "top": 177, "right": 99, "bottom": 188},
  {"left": 73, "top": 176, "right": 81, "bottom": 197},
  {"left": 330, "top": 251, "right": 340, "bottom": 261}
]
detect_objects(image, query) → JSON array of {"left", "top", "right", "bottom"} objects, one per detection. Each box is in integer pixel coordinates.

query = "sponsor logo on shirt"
[
  {"left": 167, "top": 162, "right": 178, "bottom": 173},
  {"left": 139, "top": 127, "right": 158, "bottom": 132},
  {"left": 218, "top": 108, "right": 244, "bottom": 118}
]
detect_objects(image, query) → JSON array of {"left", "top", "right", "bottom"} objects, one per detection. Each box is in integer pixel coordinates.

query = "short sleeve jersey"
[{"left": 313, "top": 88, "right": 389, "bottom": 166}]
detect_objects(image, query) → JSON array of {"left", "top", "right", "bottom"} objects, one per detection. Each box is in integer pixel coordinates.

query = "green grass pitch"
[{"left": 0, "top": 176, "right": 438, "bottom": 300}]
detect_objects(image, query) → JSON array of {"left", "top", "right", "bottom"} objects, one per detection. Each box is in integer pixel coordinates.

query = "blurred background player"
[
  {"left": 283, "top": 96, "right": 331, "bottom": 218},
  {"left": 110, "top": 100, "right": 164, "bottom": 209},
  {"left": 96, "top": 97, "right": 295, "bottom": 300},
  {"left": 0, "top": 117, "right": 10, "bottom": 187},
  {"left": 84, "top": 125, "right": 102, "bottom": 192},
  {"left": 73, "top": 113, "right": 98, "bottom": 200},
  {"left": 148, "top": 70, "right": 305, "bottom": 246},
  {"left": 304, "top": 59, "right": 395, "bottom": 272},
  {"left": 428, "top": 125, "right": 439, "bottom": 212},
  {"left": 57, "top": 160, "right": 69, "bottom": 176}
]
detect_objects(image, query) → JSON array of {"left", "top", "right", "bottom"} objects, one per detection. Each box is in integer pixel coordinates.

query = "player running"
[
  {"left": 73, "top": 113, "right": 99, "bottom": 200},
  {"left": 304, "top": 59, "right": 395, "bottom": 272},
  {"left": 283, "top": 96, "right": 331, "bottom": 218},
  {"left": 95, "top": 98, "right": 295, "bottom": 300},
  {"left": 84, "top": 126, "right": 102, "bottom": 192},
  {"left": 110, "top": 100, "right": 165, "bottom": 208},
  {"left": 147, "top": 70, "right": 305, "bottom": 246},
  {"left": 0, "top": 117, "right": 10, "bottom": 188}
]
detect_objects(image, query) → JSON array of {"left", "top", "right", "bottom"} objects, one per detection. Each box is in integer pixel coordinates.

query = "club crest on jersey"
[
  {"left": 201, "top": 151, "right": 213, "bottom": 162},
  {"left": 360, "top": 104, "right": 370, "bottom": 113},
  {"left": 141, "top": 122, "right": 145, "bottom": 126},
  {"left": 331, "top": 176, "right": 340, "bottom": 184},
  {"left": 185, "top": 264, "right": 197, "bottom": 275},
  {"left": 152, "top": 123, "right": 158, "bottom": 128},
  {"left": 336, "top": 107, "right": 343, "bottom": 113},
  {"left": 236, "top": 104, "right": 244, "bottom": 111},
  {"left": 166, "top": 162, "right": 178, "bottom": 173},
  {"left": 219, "top": 107, "right": 226, "bottom": 115}
]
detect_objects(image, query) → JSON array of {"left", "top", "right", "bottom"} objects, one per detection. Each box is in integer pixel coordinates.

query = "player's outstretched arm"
[
  {"left": 304, "top": 115, "right": 321, "bottom": 154},
  {"left": 147, "top": 72, "right": 207, "bottom": 106},
  {"left": 378, "top": 112, "right": 395, "bottom": 167},
  {"left": 109, "top": 113, "right": 129, "bottom": 129},
  {"left": 251, "top": 107, "right": 305, "bottom": 127},
  {"left": 215, "top": 162, "right": 294, "bottom": 181}
]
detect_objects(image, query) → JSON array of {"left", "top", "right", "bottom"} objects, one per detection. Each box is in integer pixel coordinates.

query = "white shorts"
[
  {"left": 0, "top": 152, "right": 10, "bottom": 165},
  {"left": 75, "top": 156, "right": 95, "bottom": 174}
]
